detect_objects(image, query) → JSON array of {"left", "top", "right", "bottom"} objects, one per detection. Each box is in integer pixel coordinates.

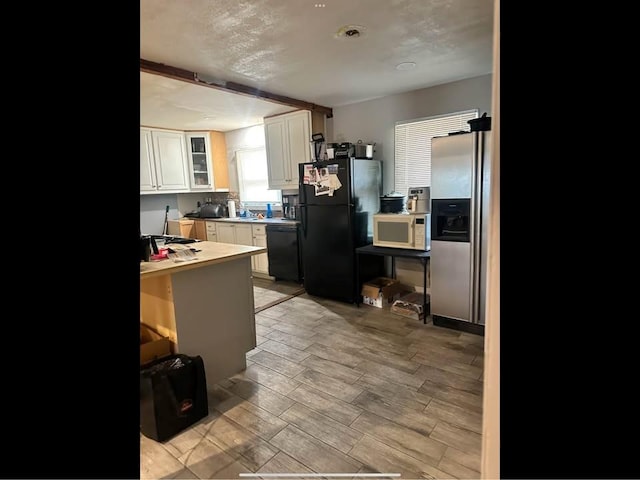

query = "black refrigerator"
[{"left": 298, "top": 157, "right": 383, "bottom": 304}]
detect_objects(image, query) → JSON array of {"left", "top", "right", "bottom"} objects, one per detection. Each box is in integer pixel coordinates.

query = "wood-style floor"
[{"left": 141, "top": 279, "right": 484, "bottom": 479}]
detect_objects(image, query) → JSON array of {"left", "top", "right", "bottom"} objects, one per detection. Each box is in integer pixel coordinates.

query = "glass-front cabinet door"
[{"left": 185, "top": 132, "right": 214, "bottom": 190}]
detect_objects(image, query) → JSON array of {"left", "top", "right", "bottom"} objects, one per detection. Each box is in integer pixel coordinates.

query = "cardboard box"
[
  {"left": 391, "top": 292, "right": 430, "bottom": 321},
  {"left": 361, "top": 277, "right": 406, "bottom": 308},
  {"left": 140, "top": 323, "right": 172, "bottom": 365}
]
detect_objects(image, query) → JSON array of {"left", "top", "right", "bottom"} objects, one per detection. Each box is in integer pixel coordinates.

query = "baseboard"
[{"left": 433, "top": 315, "right": 485, "bottom": 336}]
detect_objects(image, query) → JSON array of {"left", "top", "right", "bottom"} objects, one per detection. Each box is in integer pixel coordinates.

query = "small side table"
[{"left": 355, "top": 244, "right": 430, "bottom": 324}]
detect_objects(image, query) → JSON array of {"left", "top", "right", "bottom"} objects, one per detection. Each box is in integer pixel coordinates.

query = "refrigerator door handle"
[
  {"left": 471, "top": 132, "right": 484, "bottom": 324},
  {"left": 469, "top": 134, "right": 477, "bottom": 323},
  {"left": 300, "top": 204, "right": 307, "bottom": 238}
]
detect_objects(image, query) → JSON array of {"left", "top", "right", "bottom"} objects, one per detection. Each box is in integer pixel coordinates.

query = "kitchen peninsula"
[{"left": 140, "top": 240, "right": 266, "bottom": 387}]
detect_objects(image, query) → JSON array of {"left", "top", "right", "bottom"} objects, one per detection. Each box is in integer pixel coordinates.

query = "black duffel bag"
[{"left": 140, "top": 354, "right": 208, "bottom": 442}]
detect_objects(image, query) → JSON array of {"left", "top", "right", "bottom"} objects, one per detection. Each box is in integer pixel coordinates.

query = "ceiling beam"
[{"left": 140, "top": 59, "right": 333, "bottom": 118}]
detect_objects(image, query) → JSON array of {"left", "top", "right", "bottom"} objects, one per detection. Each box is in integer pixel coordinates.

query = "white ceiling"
[
  {"left": 140, "top": 0, "right": 494, "bottom": 132},
  {"left": 140, "top": 72, "right": 295, "bottom": 131}
]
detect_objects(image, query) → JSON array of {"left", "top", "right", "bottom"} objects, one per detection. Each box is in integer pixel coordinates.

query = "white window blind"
[
  {"left": 236, "top": 147, "right": 281, "bottom": 206},
  {"left": 394, "top": 109, "right": 478, "bottom": 194}
]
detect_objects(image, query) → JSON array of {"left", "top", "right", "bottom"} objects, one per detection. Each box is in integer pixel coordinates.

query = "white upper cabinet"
[
  {"left": 264, "top": 110, "right": 312, "bottom": 190},
  {"left": 140, "top": 129, "right": 157, "bottom": 192},
  {"left": 185, "top": 132, "right": 214, "bottom": 191},
  {"left": 140, "top": 128, "right": 190, "bottom": 194}
]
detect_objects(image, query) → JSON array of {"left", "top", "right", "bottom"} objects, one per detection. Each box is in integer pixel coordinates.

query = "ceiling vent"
[{"left": 335, "top": 25, "right": 366, "bottom": 39}]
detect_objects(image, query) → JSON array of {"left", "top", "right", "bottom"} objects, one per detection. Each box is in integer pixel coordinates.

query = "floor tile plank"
[
  {"left": 429, "top": 421, "right": 482, "bottom": 455},
  {"left": 355, "top": 374, "right": 431, "bottom": 412},
  {"left": 442, "top": 446, "right": 482, "bottom": 473},
  {"left": 355, "top": 360, "right": 424, "bottom": 389},
  {"left": 419, "top": 380, "right": 483, "bottom": 414},
  {"left": 267, "top": 329, "right": 317, "bottom": 350},
  {"left": 205, "top": 415, "right": 279, "bottom": 471},
  {"left": 221, "top": 399, "right": 289, "bottom": 441},
  {"left": 303, "top": 342, "right": 363, "bottom": 368},
  {"left": 293, "top": 369, "right": 364, "bottom": 403},
  {"left": 257, "top": 451, "right": 315, "bottom": 477},
  {"left": 280, "top": 402, "right": 363, "bottom": 454},
  {"left": 250, "top": 349, "right": 307, "bottom": 378},
  {"left": 140, "top": 434, "right": 190, "bottom": 480},
  {"left": 424, "top": 398, "right": 483, "bottom": 434},
  {"left": 352, "top": 390, "right": 438, "bottom": 437},
  {"left": 210, "top": 459, "right": 254, "bottom": 478},
  {"left": 260, "top": 339, "right": 313, "bottom": 362},
  {"left": 438, "top": 455, "right": 481, "bottom": 479},
  {"left": 411, "top": 351, "right": 483, "bottom": 379},
  {"left": 355, "top": 347, "right": 421, "bottom": 374},
  {"left": 348, "top": 435, "right": 454, "bottom": 479},
  {"left": 243, "top": 364, "right": 301, "bottom": 396},
  {"left": 269, "top": 425, "right": 362, "bottom": 473},
  {"left": 414, "top": 364, "right": 483, "bottom": 395},
  {"left": 286, "top": 384, "right": 363, "bottom": 426},
  {"left": 226, "top": 378, "right": 296, "bottom": 416},
  {"left": 300, "top": 354, "right": 363, "bottom": 384},
  {"left": 350, "top": 411, "right": 447, "bottom": 466},
  {"left": 183, "top": 437, "right": 236, "bottom": 479}
]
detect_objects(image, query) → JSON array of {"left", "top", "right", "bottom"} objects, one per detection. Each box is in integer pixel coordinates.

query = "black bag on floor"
[{"left": 140, "top": 354, "right": 208, "bottom": 442}]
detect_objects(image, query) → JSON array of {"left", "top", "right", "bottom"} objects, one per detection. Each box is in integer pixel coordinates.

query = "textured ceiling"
[
  {"left": 140, "top": 0, "right": 494, "bottom": 130},
  {"left": 140, "top": 72, "right": 295, "bottom": 131}
]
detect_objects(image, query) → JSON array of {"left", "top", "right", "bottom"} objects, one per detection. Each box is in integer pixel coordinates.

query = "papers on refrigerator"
[{"left": 306, "top": 164, "right": 341, "bottom": 196}]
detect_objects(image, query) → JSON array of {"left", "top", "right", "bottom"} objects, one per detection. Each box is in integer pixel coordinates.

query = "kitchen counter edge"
[
  {"left": 140, "top": 241, "right": 266, "bottom": 279},
  {"left": 181, "top": 217, "right": 299, "bottom": 225}
]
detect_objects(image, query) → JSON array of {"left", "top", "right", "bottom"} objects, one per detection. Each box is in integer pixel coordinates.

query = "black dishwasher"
[{"left": 266, "top": 223, "right": 302, "bottom": 283}]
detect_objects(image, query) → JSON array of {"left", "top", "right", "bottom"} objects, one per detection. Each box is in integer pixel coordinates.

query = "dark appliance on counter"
[
  {"left": 199, "top": 202, "right": 227, "bottom": 218},
  {"left": 140, "top": 234, "right": 159, "bottom": 262},
  {"left": 430, "top": 119, "right": 492, "bottom": 335},
  {"left": 332, "top": 142, "right": 355, "bottom": 159},
  {"left": 379, "top": 192, "right": 406, "bottom": 213},
  {"left": 282, "top": 194, "right": 299, "bottom": 220},
  {"left": 298, "top": 157, "right": 384, "bottom": 304},
  {"left": 266, "top": 223, "right": 302, "bottom": 283}
]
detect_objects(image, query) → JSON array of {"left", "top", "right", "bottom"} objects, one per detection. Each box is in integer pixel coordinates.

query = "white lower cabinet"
[
  {"left": 215, "top": 223, "right": 252, "bottom": 246},
  {"left": 205, "top": 221, "right": 218, "bottom": 242},
  {"left": 213, "top": 222, "right": 270, "bottom": 277},
  {"left": 252, "top": 225, "right": 269, "bottom": 275}
]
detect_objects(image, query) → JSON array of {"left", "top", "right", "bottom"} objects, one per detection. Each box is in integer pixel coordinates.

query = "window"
[
  {"left": 236, "top": 147, "right": 281, "bottom": 207},
  {"left": 394, "top": 109, "right": 478, "bottom": 194}
]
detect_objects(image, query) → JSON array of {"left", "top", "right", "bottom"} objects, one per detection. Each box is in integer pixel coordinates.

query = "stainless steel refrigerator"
[
  {"left": 430, "top": 130, "right": 491, "bottom": 334},
  {"left": 298, "top": 158, "right": 383, "bottom": 304}
]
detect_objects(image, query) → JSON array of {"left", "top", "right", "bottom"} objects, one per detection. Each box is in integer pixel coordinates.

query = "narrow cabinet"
[
  {"left": 194, "top": 220, "right": 207, "bottom": 241},
  {"left": 252, "top": 224, "right": 269, "bottom": 276},
  {"left": 264, "top": 110, "right": 312, "bottom": 190},
  {"left": 185, "top": 132, "right": 214, "bottom": 190},
  {"left": 205, "top": 221, "right": 218, "bottom": 242},
  {"left": 184, "top": 131, "right": 230, "bottom": 192}
]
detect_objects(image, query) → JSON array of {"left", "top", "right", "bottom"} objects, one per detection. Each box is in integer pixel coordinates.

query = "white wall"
[
  {"left": 328, "top": 74, "right": 493, "bottom": 194},
  {"left": 139, "top": 194, "right": 180, "bottom": 235}
]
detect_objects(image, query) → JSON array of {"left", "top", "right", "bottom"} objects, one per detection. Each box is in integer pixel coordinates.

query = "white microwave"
[{"left": 373, "top": 213, "right": 431, "bottom": 251}]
